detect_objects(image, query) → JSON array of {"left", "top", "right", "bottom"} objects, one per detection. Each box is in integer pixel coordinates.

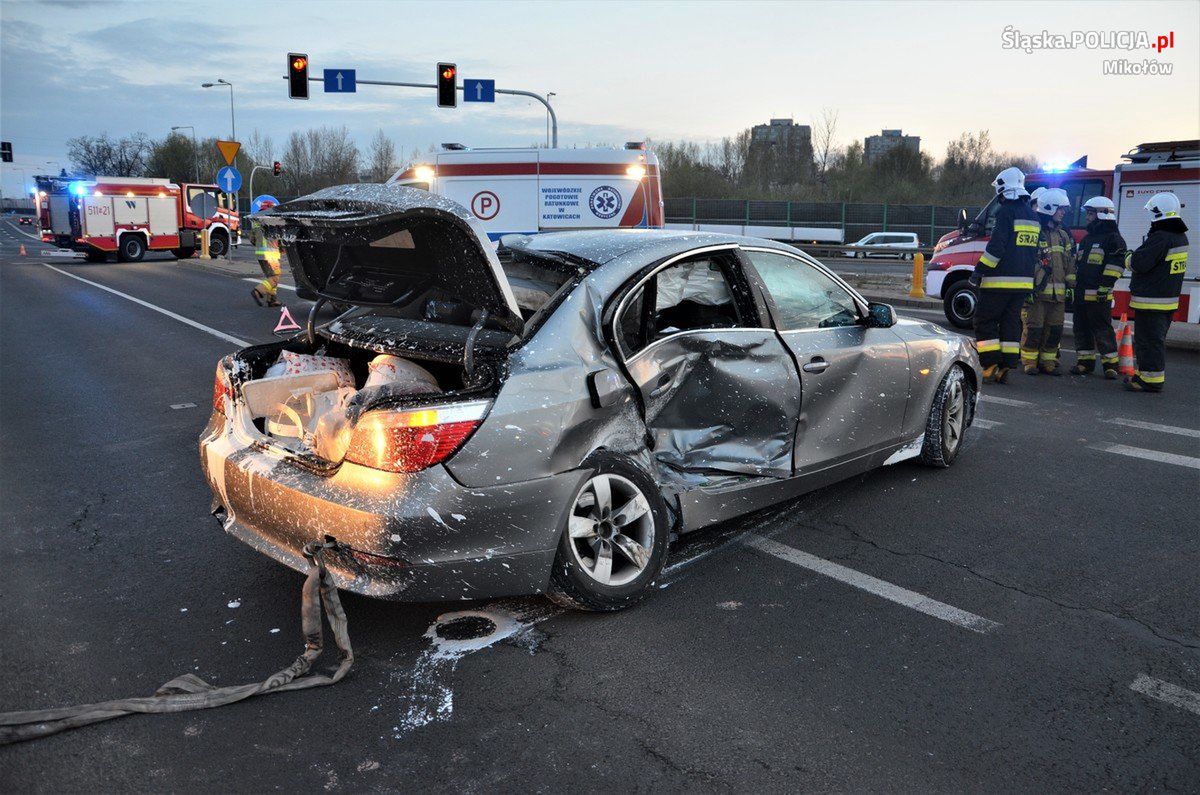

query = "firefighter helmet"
[
  {"left": 1144, "top": 192, "right": 1181, "bottom": 221},
  {"left": 1082, "top": 196, "right": 1117, "bottom": 221},
  {"left": 1036, "top": 188, "right": 1070, "bottom": 216},
  {"left": 992, "top": 167, "right": 1029, "bottom": 199}
]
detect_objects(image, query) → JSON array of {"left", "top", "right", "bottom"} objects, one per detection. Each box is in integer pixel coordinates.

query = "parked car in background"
[
  {"left": 202, "top": 185, "right": 981, "bottom": 612},
  {"left": 847, "top": 232, "right": 920, "bottom": 259},
  {"left": 18, "top": 216, "right": 34, "bottom": 225}
]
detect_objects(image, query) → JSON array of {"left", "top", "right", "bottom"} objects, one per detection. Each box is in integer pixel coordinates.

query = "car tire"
[
  {"left": 208, "top": 231, "right": 229, "bottom": 258},
  {"left": 547, "top": 451, "right": 670, "bottom": 612},
  {"left": 118, "top": 235, "right": 146, "bottom": 262},
  {"left": 920, "top": 365, "right": 970, "bottom": 468},
  {"left": 172, "top": 247, "right": 196, "bottom": 260},
  {"left": 943, "top": 279, "right": 976, "bottom": 329}
]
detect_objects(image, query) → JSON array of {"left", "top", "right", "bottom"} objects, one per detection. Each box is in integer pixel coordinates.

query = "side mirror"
[
  {"left": 866, "top": 302, "right": 896, "bottom": 328},
  {"left": 957, "top": 208, "right": 969, "bottom": 231}
]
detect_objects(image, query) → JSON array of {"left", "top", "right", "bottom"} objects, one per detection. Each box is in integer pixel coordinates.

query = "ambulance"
[
  {"left": 388, "top": 143, "right": 663, "bottom": 240},
  {"left": 925, "top": 140, "right": 1199, "bottom": 327}
]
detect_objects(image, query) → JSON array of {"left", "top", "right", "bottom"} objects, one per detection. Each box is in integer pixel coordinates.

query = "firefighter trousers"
[
  {"left": 1133, "top": 310, "right": 1172, "bottom": 387},
  {"left": 974, "top": 290, "right": 1026, "bottom": 369},
  {"left": 1020, "top": 299, "right": 1065, "bottom": 369},
  {"left": 1073, "top": 299, "right": 1118, "bottom": 372}
]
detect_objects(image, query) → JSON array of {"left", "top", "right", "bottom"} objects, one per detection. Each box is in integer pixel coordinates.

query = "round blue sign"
[
  {"left": 251, "top": 194, "right": 281, "bottom": 214},
  {"left": 215, "top": 165, "right": 242, "bottom": 194}
]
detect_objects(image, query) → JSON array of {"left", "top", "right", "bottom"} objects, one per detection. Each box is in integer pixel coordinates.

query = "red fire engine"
[{"left": 36, "top": 175, "right": 240, "bottom": 262}]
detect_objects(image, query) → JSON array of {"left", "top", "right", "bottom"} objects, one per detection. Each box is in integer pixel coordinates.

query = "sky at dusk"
[{"left": 2, "top": 0, "right": 1197, "bottom": 196}]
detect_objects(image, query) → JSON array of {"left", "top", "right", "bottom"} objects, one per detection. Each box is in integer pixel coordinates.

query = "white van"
[{"left": 388, "top": 144, "right": 663, "bottom": 240}]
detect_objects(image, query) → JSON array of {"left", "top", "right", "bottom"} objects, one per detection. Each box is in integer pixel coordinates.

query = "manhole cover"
[{"left": 435, "top": 615, "right": 497, "bottom": 641}]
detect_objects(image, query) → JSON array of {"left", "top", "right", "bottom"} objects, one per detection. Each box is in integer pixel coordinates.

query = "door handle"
[
  {"left": 649, "top": 372, "right": 673, "bottom": 397},
  {"left": 802, "top": 357, "right": 829, "bottom": 374}
]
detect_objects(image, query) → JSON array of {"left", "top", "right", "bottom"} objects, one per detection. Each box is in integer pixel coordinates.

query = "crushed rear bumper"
[{"left": 199, "top": 413, "right": 585, "bottom": 601}]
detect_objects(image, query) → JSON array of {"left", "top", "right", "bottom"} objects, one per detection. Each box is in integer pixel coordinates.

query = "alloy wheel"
[
  {"left": 943, "top": 377, "right": 965, "bottom": 454},
  {"left": 568, "top": 473, "right": 655, "bottom": 587}
]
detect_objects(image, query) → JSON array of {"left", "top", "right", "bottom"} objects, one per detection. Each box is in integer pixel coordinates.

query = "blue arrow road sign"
[
  {"left": 251, "top": 194, "right": 281, "bottom": 214},
  {"left": 463, "top": 79, "right": 495, "bottom": 103},
  {"left": 324, "top": 69, "right": 356, "bottom": 93},
  {"left": 216, "top": 165, "right": 242, "bottom": 194}
]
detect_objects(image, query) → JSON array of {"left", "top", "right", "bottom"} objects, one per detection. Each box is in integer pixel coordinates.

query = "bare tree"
[
  {"left": 280, "top": 126, "right": 360, "bottom": 196},
  {"left": 367, "top": 129, "right": 397, "bottom": 182},
  {"left": 67, "top": 133, "right": 152, "bottom": 177},
  {"left": 812, "top": 108, "right": 840, "bottom": 182}
]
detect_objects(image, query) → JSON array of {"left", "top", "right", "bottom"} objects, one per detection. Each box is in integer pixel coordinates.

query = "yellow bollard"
[
  {"left": 199, "top": 227, "right": 211, "bottom": 260},
  {"left": 909, "top": 252, "right": 926, "bottom": 298}
]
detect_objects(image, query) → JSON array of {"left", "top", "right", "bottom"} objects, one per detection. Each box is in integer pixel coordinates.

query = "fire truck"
[
  {"left": 925, "top": 140, "right": 1199, "bottom": 327},
  {"left": 36, "top": 175, "right": 240, "bottom": 262},
  {"left": 388, "top": 143, "right": 663, "bottom": 240}
]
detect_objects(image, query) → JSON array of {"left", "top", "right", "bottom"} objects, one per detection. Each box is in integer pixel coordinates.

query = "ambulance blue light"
[{"left": 70, "top": 182, "right": 88, "bottom": 196}]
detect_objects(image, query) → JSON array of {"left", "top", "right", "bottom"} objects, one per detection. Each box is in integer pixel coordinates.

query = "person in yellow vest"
[
  {"left": 1020, "top": 188, "right": 1076, "bottom": 375},
  {"left": 250, "top": 199, "right": 282, "bottom": 308}
]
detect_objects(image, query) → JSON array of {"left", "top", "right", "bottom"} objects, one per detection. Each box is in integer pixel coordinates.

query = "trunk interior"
[{"left": 228, "top": 334, "right": 501, "bottom": 472}]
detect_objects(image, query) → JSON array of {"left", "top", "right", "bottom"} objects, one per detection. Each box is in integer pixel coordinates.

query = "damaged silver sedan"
[{"left": 200, "top": 185, "right": 981, "bottom": 611}]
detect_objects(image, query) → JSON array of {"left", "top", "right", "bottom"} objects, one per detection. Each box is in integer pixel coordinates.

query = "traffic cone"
[
  {"left": 19, "top": 244, "right": 27, "bottom": 256},
  {"left": 1117, "top": 314, "right": 1136, "bottom": 377}
]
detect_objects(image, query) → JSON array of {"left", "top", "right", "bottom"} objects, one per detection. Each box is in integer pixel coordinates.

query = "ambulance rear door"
[{"left": 435, "top": 150, "right": 538, "bottom": 240}]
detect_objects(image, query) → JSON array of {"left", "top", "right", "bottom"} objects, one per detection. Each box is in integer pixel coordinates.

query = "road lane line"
[
  {"left": 1130, "top": 674, "right": 1200, "bottom": 717},
  {"left": 41, "top": 263, "right": 249, "bottom": 347},
  {"left": 744, "top": 536, "right": 1001, "bottom": 634},
  {"left": 1093, "top": 443, "right": 1200, "bottom": 470},
  {"left": 241, "top": 277, "right": 296, "bottom": 291},
  {"left": 979, "top": 394, "right": 1032, "bottom": 407},
  {"left": 1106, "top": 418, "right": 1200, "bottom": 439},
  {"left": 6, "top": 221, "right": 41, "bottom": 240},
  {"left": 972, "top": 418, "right": 1002, "bottom": 430}
]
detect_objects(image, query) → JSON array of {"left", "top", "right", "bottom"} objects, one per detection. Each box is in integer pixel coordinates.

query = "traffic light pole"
[{"left": 300, "top": 76, "right": 559, "bottom": 148}]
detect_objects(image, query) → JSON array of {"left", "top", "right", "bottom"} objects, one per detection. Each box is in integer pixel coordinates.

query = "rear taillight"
[
  {"left": 345, "top": 401, "right": 489, "bottom": 473},
  {"left": 213, "top": 363, "right": 234, "bottom": 415}
]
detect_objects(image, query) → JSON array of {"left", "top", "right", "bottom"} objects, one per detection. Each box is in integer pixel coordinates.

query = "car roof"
[{"left": 507, "top": 228, "right": 798, "bottom": 266}]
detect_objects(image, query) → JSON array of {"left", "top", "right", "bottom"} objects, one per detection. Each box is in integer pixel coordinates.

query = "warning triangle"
[
  {"left": 216, "top": 140, "right": 241, "bottom": 166},
  {"left": 274, "top": 306, "right": 301, "bottom": 333}
]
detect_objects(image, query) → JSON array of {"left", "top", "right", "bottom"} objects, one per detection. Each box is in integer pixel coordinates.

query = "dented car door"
[{"left": 613, "top": 247, "right": 801, "bottom": 479}]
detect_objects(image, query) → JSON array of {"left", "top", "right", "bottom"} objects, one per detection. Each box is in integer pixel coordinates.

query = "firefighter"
[
  {"left": 1070, "top": 196, "right": 1126, "bottom": 377},
  {"left": 1125, "top": 191, "right": 1188, "bottom": 393},
  {"left": 249, "top": 200, "right": 282, "bottom": 308},
  {"left": 1021, "top": 188, "right": 1075, "bottom": 375},
  {"left": 1029, "top": 186, "right": 1046, "bottom": 212},
  {"left": 969, "top": 167, "right": 1041, "bottom": 383}
]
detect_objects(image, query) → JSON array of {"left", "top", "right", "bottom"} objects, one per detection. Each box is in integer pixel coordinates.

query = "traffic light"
[
  {"left": 273, "top": 161, "right": 282, "bottom": 176},
  {"left": 437, "top": 62, "right": 457, "bottom": 108},
  {"left": 288, "top": 53, "right": 309, "bottom": 100}
]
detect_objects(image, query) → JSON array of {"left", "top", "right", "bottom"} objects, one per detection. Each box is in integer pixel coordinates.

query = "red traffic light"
[
  {"left": 272, "top": 161, "right": 282, "bottom": 176},
  {"left": 441, "top": 67, "right": 455, "bottom": 80},
  {"left": 288, "top": 52, "right": 309, "bottom": 100},
  {"left": 436, "top": 62, "right": 457, "bottom": 108},
  {"left": 292, "top": 57, "right": 307, "bottom": 71}
]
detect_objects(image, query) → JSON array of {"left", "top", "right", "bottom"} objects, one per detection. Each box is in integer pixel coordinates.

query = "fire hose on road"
[{"left": 0, "top": 540, "right": 353, "bottom": 745}]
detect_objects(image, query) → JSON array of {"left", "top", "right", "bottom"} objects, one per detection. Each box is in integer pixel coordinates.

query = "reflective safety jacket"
[
  {"left": 1074, "top": 219, "right": 1127, "bottom": 302},
  {"left": 1032, "top": 219, "right": 1075, "bottom": 302},
  {"left": 1128, "top": 216, "right": 1189, "bottom": 313},
  {"left": 975, "top": 198, "right": 1041, "bottom": 291},
  {"left": 251, "top": 221, "right": 281, "bottom": 261}
]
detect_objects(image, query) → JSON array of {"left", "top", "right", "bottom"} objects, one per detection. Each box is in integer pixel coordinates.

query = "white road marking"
[
  {"left": 744, "top": 536, "right": 1001, "bottom": 634},
  {"left": 6, "top": 221, "right": 41, "bottom": 240},
  {"left": 972, "top": 418, "right": 1002, "bottom": 430},
  {"left": 1130, "top": 673, "right": 1200, "bottom": 717},
  {"left": 1094, "top": 443, "right": 1200, "bottom": 470},
  {"left": 242, "top": 277, "right": 296, "bottom": 291},
  {"left": 1106, "top": 418, "right": 1200, "bottom": 439},
  {"left": 42, "top": 263, "right": 249, "bottom": 347},
  {"left": 979, "top": 394, "right": 1032, "bottom": 407}
]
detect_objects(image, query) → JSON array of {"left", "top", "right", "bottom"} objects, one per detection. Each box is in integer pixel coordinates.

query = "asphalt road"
[{"left": 2, "top": 219, "right": 1198, "bottom": 791}]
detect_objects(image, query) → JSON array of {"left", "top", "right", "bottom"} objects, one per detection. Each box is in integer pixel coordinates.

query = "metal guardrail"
[
  {"left": 664, "top": 197, "right": 981, "bottom": 246},
  {"left": 792, "top": 242, "right": 937, "bottom": 261}
]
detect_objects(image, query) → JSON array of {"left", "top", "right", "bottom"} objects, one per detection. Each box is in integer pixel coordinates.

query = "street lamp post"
[
  {"left": 201, "top": 79, "right": 235, "bottom": 140},
  {"left": 171, "top": 125, "right": 198, "bottom": 182},
  {"left": 546, "top": 92, "right": 556, "bottom": 148}
]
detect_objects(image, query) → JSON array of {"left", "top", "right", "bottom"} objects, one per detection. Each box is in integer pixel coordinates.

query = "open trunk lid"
[{"left": 257, "top": 184, "right": 524, "bottom": 334}]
